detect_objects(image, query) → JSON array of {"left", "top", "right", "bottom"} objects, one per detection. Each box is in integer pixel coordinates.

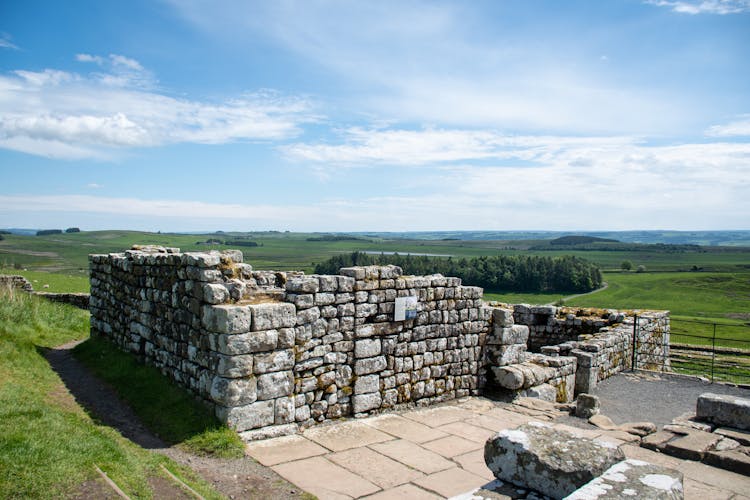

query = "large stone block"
[
  {"left": 210, "top": 376, "right": 257, "bottom": 406},
  {"left": 492, "top": 307, "right": 515, "bottom": 327},
  {"left": 251, "top": 303, "right": 297, "bottom": 331},
  {"left": 352, "top": 392, "right": 382, "bottom": 413},
  {"left": 696, "top": 393, "right": 750, "bottom": 430},
  {"left": 354, "top": 355, "right": 387, "bottom": 375},
  {"left": 216, "top": 400, "right": 275, "bottom": 432},
  {"left": 490, "top": 325, "right": 529, "bottom": 345},
  {"left": 253, "top": 349, "right": 294, "bottom": 374},
  {"left": 257, "top": 371, "right": 294, "bottom": 400},
  {"left": 202, "top": 283, "right": 229, "bottom": 304},
  {"left": 354, "top": 338, "right": 381, "bottom": 358},
  {"left": 484, "top": 423, "right": 624, "bottom": 499},
  {"left": 217, "top": 330, "right": 278, "bottom": 355},
  {"left": 202, "top": 304, "right": 252, "bottom": 334},
  {"left": 567, "top": 459, "right": 683, "bottom": 500},
  {"left": 354, "top": 374, "right": 380, "bottom": 394},
  {"left": 216, "top": 354, "right": 254, "bottom": 378}
]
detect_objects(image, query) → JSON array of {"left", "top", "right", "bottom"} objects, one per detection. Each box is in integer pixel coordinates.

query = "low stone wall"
[
  {"left": 89, "top": 246, "right": 489, "bottom": 438},
  {"left": 89, "top": 246, "right": 669, "bottom": 437},
  {"left": 0, "top": 274, "right": 34, "bottom": 292}
]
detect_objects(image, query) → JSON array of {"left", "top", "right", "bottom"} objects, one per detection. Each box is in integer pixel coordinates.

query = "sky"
[{"left": 0, "top": 0, "right": 749, "bottom": 232}]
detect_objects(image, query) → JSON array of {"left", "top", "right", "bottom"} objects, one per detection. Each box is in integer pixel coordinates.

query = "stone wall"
[
  {"left": 89, "top": 246, "right": 669, "bottom": 438},
  {"left": 89, "top": 246, "right": 489, "bottom": 439},
  {"left": 0, "top": 274, "right": 90, "bottom": 309},
  {"left": 0, "top": 274, "right": 34, "bottom": 292}
]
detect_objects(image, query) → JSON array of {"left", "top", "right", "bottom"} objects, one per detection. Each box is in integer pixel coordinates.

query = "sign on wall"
[{"left": 394, "top": 296, "right": 418, "bottom": 321}]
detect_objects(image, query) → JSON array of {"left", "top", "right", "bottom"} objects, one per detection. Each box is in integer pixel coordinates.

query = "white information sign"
[{"left": 394, "top": 296, "right": 418, "bottom": 321}]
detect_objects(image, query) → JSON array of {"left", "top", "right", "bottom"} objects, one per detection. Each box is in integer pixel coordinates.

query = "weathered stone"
[
  {"left": 202, "top": 305, "right": 252, "bottom": 334},
  {"left": 275, "top": 396, "right": 296, "bottom": 425},
  {"left": 354, "top": 374, "right": 380, "bottom": 394},
  {"left": 253, "top": 349, "right": 294, "bottom": 374},
  {"left": 203, "top": 283, "right": 229, "bottom": 304},
  {"left": 491, "top": 325, "right": 529, "bottom": 345},
  {"left": 696, "top": 393, "right": 750, "bottom": 430},
  {"left": 216, "top": 400, "right": 275, "bottom": 432},
  {"left": 567, "top": 459, "right": 684, "bottom": 500},
  {"left": 210, "top": 376, "right": 257, "bottom": 406},
  {"left": 589, "top": 414, "right": 618, "bottom": 430},
  {"left": 217, "top": 354, "right": 254, "bottom": 378},
  {"left": 354, "top": 338, "right": 381, "bottom": 358},
  {"left": 285, "top": 277, "right": 319, "bottom": 293},
  {"left": 664, "top": 428, "right": 721, "bottom": 461},
  {"left": 352, "top": 392, "right": 382, "bottom": 413},
  {"left": 354, "top": 355, "right": 387, "bottom": 375},
  {"left": 217, "top": 330, "right": 278, "bottom": 355},
  {"left": 575, "top": 393, "right": 600, "bottom": 419},
  {"left": 705, "top": 448, "right": 750, "bottom": 475},
  {"left": 619, "top": 421, "right": 657, "bottom": 437},
  {"left": 492, "top": 307, "right": 514, "bottom": 328},
  {"left": 251, "top": 303, "right": 297, "bottom": 331},
  {"left": 715, "top": 426, "right": 750, "bottom": 446},
  {"left": 257, "top": 371, "right": 294, "bottom": 400},
  {"left": 521, "top": 383, "right": 557, "bottom": 402},
  {"left": 492, "top": 365, "right": 524, "bottom": 389},
  {"left": 484, "top": 423, "right": 624, "bottom": 499}
]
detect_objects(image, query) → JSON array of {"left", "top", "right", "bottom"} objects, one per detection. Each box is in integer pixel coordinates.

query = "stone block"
[
  {"left": 216, "top": 354, "right": 254, "bottom": 378},
  {"left": 354, "top": 355, "right": 387, "bottom": 375},
  {"left": 715, "top": 426, "right": 750, "bottom": 446},
  {"left": 354, "top": 374, "right": 380, "bottom": 394},
  {"left": 275, "top": 396, "right": 296, "bottom": 425},
  {"left": 257, "top": 371, "right": 294, "bottom": 400},
  {"left": 705, "top": 448, "right": 750, "bottom": 476},
  {"left": 217, "top": 330, "right": 278, "bottom": 355},
  {"left": 251, "top": 303, "right": 297, "bottom": 330},
  {"left": 490, "top": 325, "right": 529, "bottom": 345},
  {"left": 286, "top": 277, "right": 320, "bottom": 293},
  {"left": 492, "top": 307, "right": 515, "bottom": 327},
  {"left": 492, "top": 365, "right": 525, "bottom": 389},
  {"left": 352, "top": 392, "right": 382, "bottom": 414},
  {"left": 203, "top": 283, "right": 229, "bottom": 304},
  {"left": 202, "top": 304, "right": 252, "bottom": 334},
  {"left": 696, "top": 393, "right": 750, "bottom": 430},
  {"left": 216, "top": 400, "right": 275, "bottom": 432},
  {"left": 210, "top": 376, "right": 257, "bottom": 406},
  {"left": 339, "top": 267, "right": 366, "bottom": 280},
  {"left": 355, "top": 338, "right": 381, "bottom": 358},
  {"left": 484, "top": 423, "right": 624, "bottom": 499},
  {"left": 664, "top": 429, "right": 722, "bottom": 461},
  {"left": 575, "top": 393, "right": 600, "bottom": 419},
  {"left": 253, "top": 349, "right": 294, "bottom": 374},
  {"left": 567, "top": 459, "right": 683, "bottom": 500}
]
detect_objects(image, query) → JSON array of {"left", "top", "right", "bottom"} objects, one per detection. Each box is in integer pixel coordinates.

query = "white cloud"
[
  {"left": 646, "top": 0, "right": 750, "bottom": 14},
  {"left": 0, "top": 34, "right": 19, "bottom": 50},
  {"left": 0, "top": 60, "right": 316, "bottom": 159},
  {"left": 706, "top": 115, "right": 750, "bottom": 136},
  {"left": 86, "top": 183, "right": 103, "bottom": 189}
]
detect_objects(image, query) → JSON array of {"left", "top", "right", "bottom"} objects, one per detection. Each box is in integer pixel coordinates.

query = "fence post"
[
  {"left": 711, "top": 323, "right": 716, "bottom": 382},
  {"left": 631, "top": 314, "right": 638, "bottom": 371}
]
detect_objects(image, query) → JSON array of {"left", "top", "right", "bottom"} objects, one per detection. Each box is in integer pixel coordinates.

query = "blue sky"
[{"left": 1, "top": 0, "right": 749, "bottom": 232}]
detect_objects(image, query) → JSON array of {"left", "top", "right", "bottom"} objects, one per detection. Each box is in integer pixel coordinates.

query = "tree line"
[{"left": 314, "top": 252, "right": 602, "bottom": 293}]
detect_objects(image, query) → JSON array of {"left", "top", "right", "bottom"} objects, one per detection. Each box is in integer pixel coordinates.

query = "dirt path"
[
  {"left": 44, "top": 341, "right": 309, "bottom": 500},
  {"left": 552, "top": 281, "right": 609, "bottom": 305}
]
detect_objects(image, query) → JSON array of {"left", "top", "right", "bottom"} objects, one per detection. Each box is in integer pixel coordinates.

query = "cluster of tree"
[
  {"left": 314, "top": 252, "right": 602, "bottom": 293},
  {"left": 196, "top": 238, "right": 224, "bottom": 245},
  {"left": 36, "top": 229, "right": 63, "bottom": 236},
  {"left": 306, "top": 235, "right": 368, "bottom": 242},
  {"left": 65, "top": 227, "right": 80, "bottom": 233},
  {"left": 531, "top": 239, "right": 703, "bottom": 253},
  {"left": 226, "top": 240, "right": 260, "bottom": 247}
]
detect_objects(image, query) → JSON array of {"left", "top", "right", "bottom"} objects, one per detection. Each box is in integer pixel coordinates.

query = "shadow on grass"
[{"left": 40, "top": 336, "right": 244, "bottom": 457}]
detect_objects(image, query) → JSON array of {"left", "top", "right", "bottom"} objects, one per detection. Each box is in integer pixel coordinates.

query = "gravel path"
[
  {"left": 559, "top": 370, "right": 750, "bottom": 429},
  {"left": 45, "top": 340, "right": 308, "bottom": 500}
]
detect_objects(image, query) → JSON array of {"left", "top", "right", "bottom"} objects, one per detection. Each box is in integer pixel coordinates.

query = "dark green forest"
[{"left": 314, "top": 252, "right": 602, "bottom": 293}]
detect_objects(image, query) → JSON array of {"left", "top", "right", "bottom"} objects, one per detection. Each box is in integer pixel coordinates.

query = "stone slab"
[
  {"left": 272, "top": 456, "right": 380, "bottom": 499},
  {"left": 328, "top": 447, "right": 424, "bottom": 489},
  {"left": 363, "top": 414, "right": 449, "bottom": 443},
  {"left": 678, "top": 459, "right": 750, "bottom": 497},
  {"left": 420, "top": 435, "right": 480, "bottom": 458},
  {"left": 704, "top": 448, "right": 750, "bottom": 476},
  {"left": 715, "top": 426, "right": 750, "bottom": 446},
  {"left": 403, "top": 406, "right": 474, "bottom": 428},
  {"left": 566, "top": 459, "right": 683, "bottom": 500},
  {"left": 412, "top": 467, "right": 487, "bottom": 498},
  {"left": 664, "top": 429, "right": 721, "bottom": 461},
  {"left": 370, "top": 439, "right": 455, "bottom": 474},
  {"left": 437, "top": 421, "right": 496, "bottom": 444},
  {"left": 696, "top": 393, "right": 750, "bottom": 430},
  {"left": 642, "top": 430, "right": 678, "bottom": 452},
  {"left": 303, "top": 420, "right": 394, "bottom": 452},
  {"left": 453, "top": 449, "right": 496, "bottom": 481},
  {"left": 484, "top": 423, "right": 624, "bottom": 499},
  {"left": 245, "top": 434, "right": 327, "bottom": 466},
  {"left": 361, "top": 483, "right": 441, "bottom": 500}
]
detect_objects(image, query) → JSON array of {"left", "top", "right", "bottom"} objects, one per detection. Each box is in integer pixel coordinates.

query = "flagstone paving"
[{"left": 245, "top": 396, "right": 750, "bottom": 499}]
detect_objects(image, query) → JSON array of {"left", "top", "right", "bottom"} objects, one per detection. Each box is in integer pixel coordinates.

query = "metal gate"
[{"left": 632, "top": 317, "right": 750, "bottom": 385}]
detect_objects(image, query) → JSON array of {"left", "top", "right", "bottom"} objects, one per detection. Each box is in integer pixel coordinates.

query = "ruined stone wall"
[
  {"left": 0, "top": 274, "right": 34, "bottom": 292},
  {"left": 89, "top": 247, "right": 489, "bottom": 439}
]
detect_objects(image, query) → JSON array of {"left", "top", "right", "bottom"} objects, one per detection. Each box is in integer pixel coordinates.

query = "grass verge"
[
  {"left": 0, "top": 286, "right": 225, "bottom": 498},
  {"left": 73, "top": 336, "right": 245, "bottom": 458}
]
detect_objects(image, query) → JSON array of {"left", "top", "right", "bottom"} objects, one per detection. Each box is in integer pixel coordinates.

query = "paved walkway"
[{"left": 246, "top": 397, "right": 750, "bottom": 499}]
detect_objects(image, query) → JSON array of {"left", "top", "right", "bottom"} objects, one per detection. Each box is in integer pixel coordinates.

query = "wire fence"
[{"left": 634, "top": 317, "right": 750, "bottom": 385}]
